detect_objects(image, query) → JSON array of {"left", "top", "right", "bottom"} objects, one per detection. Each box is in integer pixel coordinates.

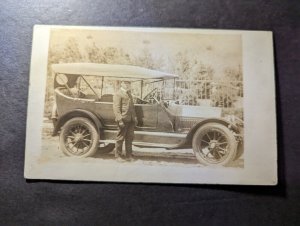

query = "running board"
[
  {"left": 101, "top": 130, "right": 187, "bottom": 148},
  {"left": 99, "top": 140, "right": 178, "bottom": 149},
  {"left": 133, "top": 142, "right": 175, "bottom": 148}
]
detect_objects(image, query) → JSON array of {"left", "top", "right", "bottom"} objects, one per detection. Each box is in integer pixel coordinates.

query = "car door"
[{"left": 135, "top": 103, "right": 158, "bottom": 129}]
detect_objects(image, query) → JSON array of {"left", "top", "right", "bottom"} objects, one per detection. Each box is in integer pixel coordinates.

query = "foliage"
[{"left": 171, "top": 51, "right": 214, "bottom": 80}]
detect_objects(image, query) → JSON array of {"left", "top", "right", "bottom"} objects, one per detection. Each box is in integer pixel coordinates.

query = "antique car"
[{"left": 51, "top": 63, "right": 243, "bottom": 166}]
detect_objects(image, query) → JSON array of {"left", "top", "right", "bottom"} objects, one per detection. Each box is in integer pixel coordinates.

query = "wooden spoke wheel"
[
  {"left": 192, "top": 123, "right": 237, "bottom": 166},
  {"left": 59, "top": 117, "right": 99, "bottom": 157}
]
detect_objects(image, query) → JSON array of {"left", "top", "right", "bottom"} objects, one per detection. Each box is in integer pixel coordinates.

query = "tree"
[
  {"left": 133, "top": 48, "right": 164, "bottom": 69},
  {"left": 171, "top": 51, "right": 191, "bottom": 79},
  {"left": 85, "top": 42, "right": 132, "bottom": 65}
]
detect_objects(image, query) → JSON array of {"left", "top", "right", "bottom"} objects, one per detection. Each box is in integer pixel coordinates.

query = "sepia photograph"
[{"left": 25, "top": 26, "right": 277, "bottom": 184}]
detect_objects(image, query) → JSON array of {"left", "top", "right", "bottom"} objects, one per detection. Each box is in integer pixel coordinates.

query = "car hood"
[{"left": 167, "top": 104, "right": 222, "bottom": 118}]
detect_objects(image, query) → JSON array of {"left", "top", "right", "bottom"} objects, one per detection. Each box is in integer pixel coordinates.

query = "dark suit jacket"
[{"left": 113, "top": 89, "right": 136, "bottom": 123}]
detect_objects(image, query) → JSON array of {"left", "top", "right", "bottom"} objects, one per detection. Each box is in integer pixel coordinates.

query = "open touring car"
[{"left": 51, "top": 63, "right": 243, "bottom": 166}]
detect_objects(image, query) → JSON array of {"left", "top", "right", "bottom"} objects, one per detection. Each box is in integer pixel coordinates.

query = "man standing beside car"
[{"left": 113, "top": 80, "right": 137, "bottom": 162}]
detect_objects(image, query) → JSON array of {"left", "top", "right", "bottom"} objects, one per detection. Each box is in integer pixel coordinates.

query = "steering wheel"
[
  {"left": 136, "top": 97, "right": 150, "bottom": 104},
  {"left": 143, "top": 88, "right": 159, "bottom": 104}
]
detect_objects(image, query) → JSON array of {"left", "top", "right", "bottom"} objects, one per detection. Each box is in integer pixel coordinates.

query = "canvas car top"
[{"left": 52, "top": 63, "right": 178, "bottom": 80}]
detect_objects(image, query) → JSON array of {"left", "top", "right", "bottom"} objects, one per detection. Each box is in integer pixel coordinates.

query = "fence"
[{"left": 164, "top": 80, "right": 243, "bottom": 109}]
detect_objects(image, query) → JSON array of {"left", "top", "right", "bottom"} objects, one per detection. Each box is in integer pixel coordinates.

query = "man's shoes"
[
  {"left": 116, "top": 156, "right": 126, "bottom": 162},
  {"left": 125, "top": 154, "right": 135, "bottom": 162},
  {"left": 115, "top": 151, "right": 125, "bottom": 163},
  {"left": 126, "top": 157, "right": 134, "bottom": 162}
]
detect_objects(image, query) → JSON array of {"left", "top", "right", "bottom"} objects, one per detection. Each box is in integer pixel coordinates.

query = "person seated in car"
[{"left": 60, "top": 86, "right": 86, "bottom": 98}]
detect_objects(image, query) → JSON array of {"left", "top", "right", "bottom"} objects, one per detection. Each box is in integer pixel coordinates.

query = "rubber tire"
[
  {"left": 192, "top": 122, "right": 237, "bottom": 166},
  {"left": 59, "top": 117, "right": 99, "bottom": 158},
  {"left": 98, "top": 143, "right": 115, "bottom": 154}
]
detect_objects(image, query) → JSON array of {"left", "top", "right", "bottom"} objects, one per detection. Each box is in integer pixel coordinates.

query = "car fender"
[
  {"left": 52, "top": 109, "right": 104, "bottom": 136},
  {"left": 184, "top": 118, "right": 239, "bottom": 147}
]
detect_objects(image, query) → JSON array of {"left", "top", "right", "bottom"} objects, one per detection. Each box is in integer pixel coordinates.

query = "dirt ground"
[{"left": 41, "top": 122, "right": 244, "bottom": 168}]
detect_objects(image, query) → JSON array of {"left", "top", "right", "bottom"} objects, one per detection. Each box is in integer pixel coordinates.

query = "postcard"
[{"left": 24, "top": 25, "right": 277, "bottom": 185}]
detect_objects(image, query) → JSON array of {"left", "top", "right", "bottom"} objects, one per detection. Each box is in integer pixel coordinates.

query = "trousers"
[{"left": 115, "top": 120, "right": 135, "bottom": 157}]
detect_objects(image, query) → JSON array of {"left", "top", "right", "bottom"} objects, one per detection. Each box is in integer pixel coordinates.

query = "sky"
[{"left": 49, "top": 28, "right": 242, "bottom": 77}]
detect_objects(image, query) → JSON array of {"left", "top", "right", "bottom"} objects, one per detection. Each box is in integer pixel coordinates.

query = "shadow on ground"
[{"left": 94, "top": 149, "right": 244, "bottom": 168}]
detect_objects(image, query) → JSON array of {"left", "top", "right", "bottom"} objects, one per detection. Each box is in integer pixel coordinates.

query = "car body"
[{"left": 51, "top": 63, "right": 244, "bottom": 166}]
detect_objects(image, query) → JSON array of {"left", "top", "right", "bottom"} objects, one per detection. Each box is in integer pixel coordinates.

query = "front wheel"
[
  {"left": 59, "top": 117, "right": 99, "bottom": 157},
  {"left": 192, "top": 123, "right": 237, "bottom": 166}
]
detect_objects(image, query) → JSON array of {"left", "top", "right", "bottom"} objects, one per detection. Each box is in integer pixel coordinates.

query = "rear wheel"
[
  {"left": 192, "top": 123, "right": 237, "bottom": 166},
  {"left": 59, "top": 117, "right": 99, "bottom": 157}
]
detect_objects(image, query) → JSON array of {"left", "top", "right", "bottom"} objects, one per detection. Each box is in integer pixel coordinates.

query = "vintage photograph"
[
  {"left": 44, "top": 28, "right": 243, "bottom": 165},
  {"left": 25, "top": 26, "right": 277, "bottom": 184}
]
